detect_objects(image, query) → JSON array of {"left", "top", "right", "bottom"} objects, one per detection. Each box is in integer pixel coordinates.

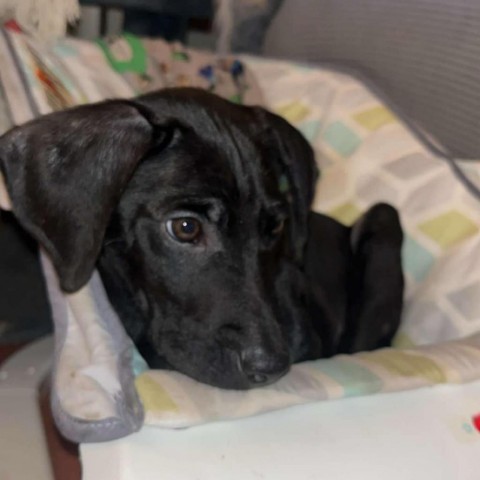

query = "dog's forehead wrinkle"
[
  {"left": 126, "top": 141, "right": 236, "bottom": 193},
  {"left": 178, "top": 100, "right": 260, "bottom": 196},
  {"left": 137, "top": 92, "right": 276, "bottom": 211},
  {"left": 214, "top": 137, "right": 276, "bottom": 217}
]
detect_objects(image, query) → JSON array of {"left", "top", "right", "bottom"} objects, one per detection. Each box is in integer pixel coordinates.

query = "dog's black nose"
[{"left": 240, "top": 347, "right": 290, "bottom": 386}]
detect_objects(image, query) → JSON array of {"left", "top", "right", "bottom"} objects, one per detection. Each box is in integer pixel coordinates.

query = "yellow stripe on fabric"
[
  {"left": 275, "top": 100, "right": 310, "bottom": 123},
  {"left": 135, "top": 373, "right": 179, "bottom": 413},
  {"left": 358, "top": 350, "right": 447, "bottom": 384},
  {"left": 392, "top": 332, "right": 416, "bottom": 349},
  {"left": 353, "top": 105, "right": 397, "bottom": 131},
  {"left": 328, "top": 202, "right": 362, "bottom": 226},
  {"left": 418, "top": 210, "right": 479, "bottom": 250}
]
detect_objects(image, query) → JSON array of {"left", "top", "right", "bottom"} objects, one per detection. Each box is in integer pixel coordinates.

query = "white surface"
[
  {"left": 82, "top": 380, "right": 480, "bottom": 480},
  {"left": 0, "top": 337, "right": 54, "bottom": 480}
]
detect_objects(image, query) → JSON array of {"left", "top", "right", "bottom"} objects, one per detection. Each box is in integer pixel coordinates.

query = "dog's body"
[{"left": 0, "top": 88, "right": 403, "bottom": 389}]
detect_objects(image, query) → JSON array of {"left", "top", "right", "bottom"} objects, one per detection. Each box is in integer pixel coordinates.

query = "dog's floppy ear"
[
  {"left": 255, "top": 108, "right": 319, "bottom": 263},
  {"left": 0, "top": 100, "right": 157, "bottom": 292}
]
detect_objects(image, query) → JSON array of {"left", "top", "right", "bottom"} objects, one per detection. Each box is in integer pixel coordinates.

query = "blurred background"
[{"left": 76, "top": 0, "right": 215, "bottom": 47}]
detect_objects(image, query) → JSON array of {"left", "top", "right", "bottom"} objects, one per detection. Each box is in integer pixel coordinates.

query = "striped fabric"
[{"left": 137, "top": 335, "right": 480, "bottom": 428}]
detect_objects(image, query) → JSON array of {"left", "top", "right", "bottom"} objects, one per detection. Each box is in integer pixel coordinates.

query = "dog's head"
[{"left": 0, "top": 88, "right": 319, "bottom": 389}]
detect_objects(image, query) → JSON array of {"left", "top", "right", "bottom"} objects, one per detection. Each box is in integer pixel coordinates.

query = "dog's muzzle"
[{"left": 237, "top": 346, "right": 290, "bottom": 386}]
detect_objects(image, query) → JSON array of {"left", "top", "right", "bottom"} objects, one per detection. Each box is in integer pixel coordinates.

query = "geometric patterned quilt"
[{"left": 247, "top": 56, "right": 480, "bottom": 348}]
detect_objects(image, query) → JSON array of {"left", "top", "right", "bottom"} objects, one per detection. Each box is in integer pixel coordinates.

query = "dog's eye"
[
  {"left": 271, "top": 219, "right": 285, "bottom": 236},
  {"left": 261, "top": 215, "right": 286, "bottom": 241},
  {"left": 166, "top": 218, "right": 203, "bottom": 243}
]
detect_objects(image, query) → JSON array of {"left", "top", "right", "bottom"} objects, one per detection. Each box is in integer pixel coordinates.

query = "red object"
[
  {"left": 4, "top": 20, "right": 22, "bottom": 32},
  {"left": 472, "top": 414, "right": 480, "bottom": 433}
]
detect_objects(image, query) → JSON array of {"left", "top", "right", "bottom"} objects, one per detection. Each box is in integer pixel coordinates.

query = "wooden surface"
[{"left": 0, "top": 343, "right": 82, "bottom": 480}]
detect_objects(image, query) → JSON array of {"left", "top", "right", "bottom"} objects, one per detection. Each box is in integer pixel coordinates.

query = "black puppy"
[{"left": 0, "top": 88, "right": 403, "bottom": 389}]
